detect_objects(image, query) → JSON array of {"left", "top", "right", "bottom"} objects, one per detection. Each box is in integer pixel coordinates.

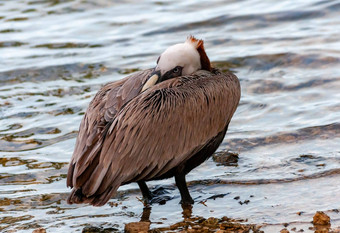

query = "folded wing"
[
  {"left": 67, "top": 69, "right": 240, "bottom": 206},
  {"left": 67, "top": 69, "right": 153, "bottom": 202}
]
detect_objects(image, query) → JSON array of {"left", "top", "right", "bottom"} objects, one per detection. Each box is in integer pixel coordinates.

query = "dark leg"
[
  {"left": 137, "top": 181, "right": 152, "bottom": 201},
  {"left": 175, "top": 174, "right": 194, "bottom": 205}
]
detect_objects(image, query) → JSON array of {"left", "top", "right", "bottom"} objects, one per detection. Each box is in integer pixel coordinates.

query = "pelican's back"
[{"left": 67, "top": 68, "right": 240, "bottom": 206}]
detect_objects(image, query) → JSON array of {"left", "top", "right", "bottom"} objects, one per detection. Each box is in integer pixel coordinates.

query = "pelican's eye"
[{"left": 172, "top": 66, "right": 182, "bottom": 74}]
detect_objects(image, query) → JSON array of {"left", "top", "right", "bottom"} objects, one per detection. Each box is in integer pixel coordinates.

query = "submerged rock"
[
  {"left": 125, "top": 222, "right": 150, "bottom": 233},
  {"left": 151, "top": 215, "right": 263, "bottom": 232},
  {"left": 212, "top": 151, "right": 239, "bottom": 166},
  {"left": 32, "top": 228, "right": 46, "bottom": 233}
]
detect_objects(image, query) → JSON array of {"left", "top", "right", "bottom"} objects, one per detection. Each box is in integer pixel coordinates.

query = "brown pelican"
[{"left": 67, "top": 36, "right": 241, "bottom": 206}]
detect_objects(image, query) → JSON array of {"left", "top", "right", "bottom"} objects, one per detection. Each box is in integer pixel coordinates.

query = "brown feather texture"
[{"left": 67, "top": 40, "right": 240, "bottom": 207}]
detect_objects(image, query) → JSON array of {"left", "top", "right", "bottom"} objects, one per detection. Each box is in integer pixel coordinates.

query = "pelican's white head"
[{"left": 142, "top": 36, "right": 211, "bottom": 91}]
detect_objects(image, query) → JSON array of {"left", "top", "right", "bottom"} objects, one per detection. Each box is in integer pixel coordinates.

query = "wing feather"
[
  {"left": 67, "top": 69, "right": 153, "bottom": 190},
  {"left": 74, "top": 69, "right": 240, "bottom": 206}
]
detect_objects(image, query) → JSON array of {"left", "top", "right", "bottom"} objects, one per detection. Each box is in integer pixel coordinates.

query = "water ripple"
[
  {"left": 226, "top": 123, "right": 340, "bottom": 151},
  {"left": 0, "top": 131, "right": 77, "bottom": 152}
]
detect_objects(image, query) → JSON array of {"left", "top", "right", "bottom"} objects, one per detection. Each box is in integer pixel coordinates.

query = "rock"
[
  {"left": 202, "top": 217, "right": 219, "bottom": 228},
  {"left": 32, "top": 228, "right": 46, "bottom": 233},
  {"left": 212, "top": 151, "right": 239, "bottom": 166},
  {"left": 280, "top": 229, "right": 289, "bottom": 233},
  {"left": 125, "top": 222, "right": 150, "bottom": 233},
  {"left": 313, "top": 211, "right": 330, "bottom": 226},
  {"left": 313, "top": 211, "right": 331, "bottom": 233}
]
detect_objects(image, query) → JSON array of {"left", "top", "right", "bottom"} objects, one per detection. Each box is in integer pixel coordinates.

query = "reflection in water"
[
  {"left": 122, "top": 204, "right": 264, "bottom": 232},
  {"left": 140, "top": 206, "right": 152, "bottom": 222}
]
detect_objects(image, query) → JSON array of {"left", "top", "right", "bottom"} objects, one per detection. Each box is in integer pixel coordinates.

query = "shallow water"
[{"left": 1, "top": 0, "right": 340, "bottom": 232}]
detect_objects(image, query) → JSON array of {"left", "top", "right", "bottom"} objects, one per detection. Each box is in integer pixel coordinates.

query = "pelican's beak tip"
[{"left": 142, "top": 74, "right": 159, "bottom": 92}]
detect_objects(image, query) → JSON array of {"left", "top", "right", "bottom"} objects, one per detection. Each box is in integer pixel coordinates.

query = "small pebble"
[{"left": 32, "top": 228, "right": 46, "bottom": 233}]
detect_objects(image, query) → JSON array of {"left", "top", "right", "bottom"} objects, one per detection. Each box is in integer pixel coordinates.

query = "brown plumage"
[{"left": 67, "top": 37, "right": 241, "bottom": 206}]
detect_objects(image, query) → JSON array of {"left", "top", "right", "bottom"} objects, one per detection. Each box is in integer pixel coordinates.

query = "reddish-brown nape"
[{"left": 187, "top": 36, "right": 212, "bottom": 71}]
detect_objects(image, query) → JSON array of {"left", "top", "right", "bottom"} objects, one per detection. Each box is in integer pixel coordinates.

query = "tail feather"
[{"left": 67, "top": 185, "right": 119, "bottom": 206}]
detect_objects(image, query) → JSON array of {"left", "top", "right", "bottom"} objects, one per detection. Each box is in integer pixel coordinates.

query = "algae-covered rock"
[{"left": 313, "top": 211, "right": 330, "bottom": 226}]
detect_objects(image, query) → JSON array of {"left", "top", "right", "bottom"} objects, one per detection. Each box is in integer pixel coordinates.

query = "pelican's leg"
[
  {"left": 137, "top": 181, "right": 152, "bottom": 202},
  {"left": 175, "top": 174, "right": 194, "bottom": 205}
]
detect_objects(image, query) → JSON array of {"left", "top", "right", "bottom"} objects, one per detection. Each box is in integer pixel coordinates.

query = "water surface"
[{"left": 1, "top": 0, "right": 340, "bottom": 232}]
